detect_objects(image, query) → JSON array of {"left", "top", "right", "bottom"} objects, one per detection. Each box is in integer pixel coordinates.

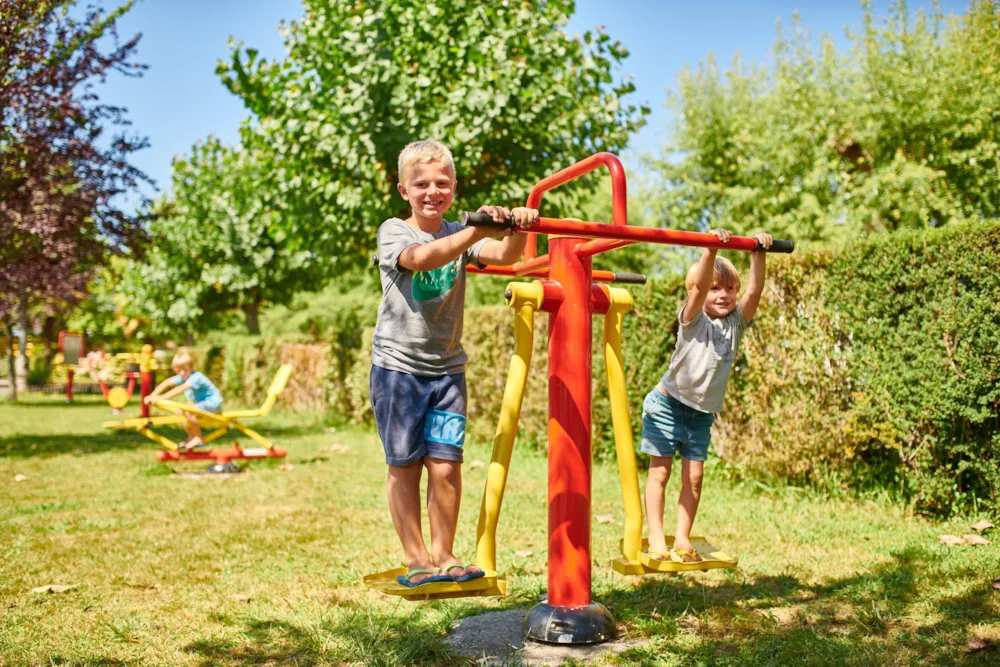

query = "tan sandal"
[{"left": 670, "top": 547, "right": 702, "bottom": 564}]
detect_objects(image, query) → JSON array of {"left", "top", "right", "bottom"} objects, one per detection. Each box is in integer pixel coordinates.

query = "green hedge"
[
  {"left": 720, "top": 222, "right": 1000, "bottom": 516},
  {"left": 208, "top": 222, "right": 999, "bottom": 517}
]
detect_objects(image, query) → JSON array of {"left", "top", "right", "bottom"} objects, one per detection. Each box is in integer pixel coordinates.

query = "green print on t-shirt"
[{"left": 412, "top": 259, "right": 460, "bottom": 301}]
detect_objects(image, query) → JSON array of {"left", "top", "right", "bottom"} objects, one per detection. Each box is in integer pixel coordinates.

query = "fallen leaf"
[
  {"left": 14, "top": 474, "right": 25, "bottom": 482},
  {"left": 469, "top": 459, "right": 485, "bottom": 469},
  {"left": 328, "top": 444, "right": 350, "bottom": 453},
  {"left": 963, "top": 534, "right": 991, "bottom": 546},
  {"left": 972, "top": 520, "right": 995, "bottom": 532},
  {"left": 31, "top": 584, "right": 79, "bottom": 594},
  {"left": 967, "top": 637, "right": 996, "bottom": 654},
  {"left": 324, "top": 426, "right": 337, "bottom": 434},
  {"left": 126, "top": 583, "right": 157, "bottom": 590},
  {"left": 650, "top": 611, "right": 662, "bottom": 620},
  {"left": 938, "top": 534, "right": 965, "bottom": 546},
  {"left": 992, "top": 576, "right": 1000, "bottom": 592},
  {"left": 515, "top": 550, "right": 533, "bottom": 558},
  {"left": 280, "top": 462, "right": 294, "bottom": 471},
  {"left": 230, "top": 593, "right": 252, "bottom": 603},
  {"left": 596, "top": 514, "right": 614, "bottom": 524}
]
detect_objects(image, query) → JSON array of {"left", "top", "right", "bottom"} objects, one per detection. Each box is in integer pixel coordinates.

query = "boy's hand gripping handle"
[{"left": 461, "top": 211, "right": 517, "bottom": 231}]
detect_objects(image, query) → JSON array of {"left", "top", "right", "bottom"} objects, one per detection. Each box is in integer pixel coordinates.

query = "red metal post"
[
  {"left": 545, "top": 236, "right": 594, "bottom": 607},
  {"left": 66, "top": 369, "right": 74, "bottom": 403},
  {"left": 140, "top": 370, "right": 152, "bottom": 418}
]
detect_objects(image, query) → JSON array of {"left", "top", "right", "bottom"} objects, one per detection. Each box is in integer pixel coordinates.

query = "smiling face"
[
  {"left": 397, "top": 160, "right": 455, "bottom": 224},
  {"left": 704, "top": 280, "right": 739, "bottom": 318}
]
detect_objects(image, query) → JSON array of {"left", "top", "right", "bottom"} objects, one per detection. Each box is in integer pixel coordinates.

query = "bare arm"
[
  {"left": 681, "top": 229, "right": 730, "bottom": 324},
  {"left": 398, "top": 226, "right": 488, "bottom": 273},
  {"left": 144, "top": 377, "right": 179, "bottom": 404},
  {"left": 739, "top": 232, "right": 773, "bottom": 324}
]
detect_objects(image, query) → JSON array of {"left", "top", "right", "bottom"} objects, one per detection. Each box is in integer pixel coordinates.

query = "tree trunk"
[
  {"left": 184, "top": 333, "right": 195, "bottom": 346},
  {"left": 243, "top": 300, "right": 261, "bottom": 335},
  {"left": 41, "top": 315, "right": 58, "bottom": 374},
  {"left": 15, "top": 298, "right": 28, "bottom": 395},
  {"left": 5, "top": 320, "right": 16, "bottom": 402}
]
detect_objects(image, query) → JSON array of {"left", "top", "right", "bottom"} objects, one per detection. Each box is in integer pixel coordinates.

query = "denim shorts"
[
  {"left": 639, "top": 389, "right": 715, "bottom": 461},
  {"left": 194, "top": 400, "right": 222, "bottom": 414},
  {"left": 370, "top": 365, "right": 467, "bottom": 467}
]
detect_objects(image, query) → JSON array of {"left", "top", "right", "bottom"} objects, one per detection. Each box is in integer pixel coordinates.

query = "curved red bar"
[{"left": 523, "top": 152, "right": 628, "bottom": 260}]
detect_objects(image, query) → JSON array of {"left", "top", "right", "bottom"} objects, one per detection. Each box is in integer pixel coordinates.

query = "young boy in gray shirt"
[
  {"left": 372, "top": 140, "right": 538, "bottom": 587},
  {"left": 640, "top": 228, "right": 773, "bottom": 564}
]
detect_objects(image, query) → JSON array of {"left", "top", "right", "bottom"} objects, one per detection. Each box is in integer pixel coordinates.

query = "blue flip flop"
[
  {"left": 443, "top": 563, "right": 486, "bottom": 583},
  {"left": 396, "top": 568, "right": 451, "bottom": 588}
]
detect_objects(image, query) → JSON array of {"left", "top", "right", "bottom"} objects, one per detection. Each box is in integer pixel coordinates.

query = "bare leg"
[
  {"left": 425, "top": 457, "right": 481, "bottom": 578},
  {"left": 183, "top": 412, "right": 204, "bottom": 448},
  {"left": 645, "top": 455, "right": 673, "bottom": 556},
  {"left": 674, "top": 457, "right": 704, "bottom": 561},
  {"left": 387, "top": 460, "right": 435, "bottom": 583}
]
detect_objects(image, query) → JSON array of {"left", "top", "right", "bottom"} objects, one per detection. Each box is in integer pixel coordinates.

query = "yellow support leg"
[
  {"left": 601, "top": 287, "right": 646, "bottom": 573},
  {"left": 475, "top": 281, "right": 543, "bottom": 573}
]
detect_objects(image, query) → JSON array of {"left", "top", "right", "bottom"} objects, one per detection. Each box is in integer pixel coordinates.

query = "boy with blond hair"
[
  {"left": 371, "top": 140, "right": 538, "bottom": 587},
  {"left": 144, "top": 347, "right": 223, "bottom": 450},
  {"left": 641, "top": 228, "right": 773, "bottom": 563}
]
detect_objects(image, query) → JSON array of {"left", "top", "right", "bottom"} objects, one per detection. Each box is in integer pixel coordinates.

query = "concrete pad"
[{"left": 446, "top": 609, "right": 645, "bottom": 666}]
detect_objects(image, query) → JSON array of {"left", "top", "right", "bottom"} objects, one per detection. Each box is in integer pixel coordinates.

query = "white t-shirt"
[{"left": 658, "top": 302, "right": 751, "bottom": 414}]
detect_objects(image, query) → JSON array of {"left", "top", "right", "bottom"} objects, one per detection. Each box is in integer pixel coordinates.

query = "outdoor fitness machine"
[{"left": 364, "top": 152, "right": 793, "bottom": 645}]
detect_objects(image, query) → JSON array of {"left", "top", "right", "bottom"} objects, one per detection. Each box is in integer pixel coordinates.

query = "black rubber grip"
[
  {"left": 461, "top": 211, "right": 517, "bottom": 231},
  {"left": 612, "top": 272, "right": 647, "bottom": 284},
  {"left": 758, "top": 239, "right": 794, "bottom": 253},
  {"left": 370, "top": 254, "right": 380, "bottom": 267}
]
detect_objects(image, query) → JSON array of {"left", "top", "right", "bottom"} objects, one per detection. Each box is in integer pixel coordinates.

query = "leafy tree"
[
  {"left": 0, "top": 0, "right": 148, "bottom": 399},
  {"left": 649, "top": 0, "right": 1000, "bottom": 245},
  {"left": 217, "top": 0, "right": 649, "bottom": 275},
  {"left": 119, "top": 139, "right": 316, "bottom": 336}
]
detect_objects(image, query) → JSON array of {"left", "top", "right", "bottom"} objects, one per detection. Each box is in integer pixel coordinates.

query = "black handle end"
[
  {"left": 461, "top": 210, "right": 517, "bottom": 231},
  {"left": 612, "top": 272, "right": 647, "bottom": 284},
  {"left": 757, "top": 239, "right": 794, "bottom": 254}
]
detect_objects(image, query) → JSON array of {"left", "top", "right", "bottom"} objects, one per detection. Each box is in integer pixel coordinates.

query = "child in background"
[
  {"left": 641, "top": 228, "right": 773, "bottom": 563},
  {"left": 144, "top": 348, "right": 223, "bottom": 450}
]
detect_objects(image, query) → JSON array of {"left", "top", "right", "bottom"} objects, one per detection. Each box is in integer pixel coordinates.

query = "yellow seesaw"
[{"left": 104, "top": 364, "right": 293, "bottom": 471}]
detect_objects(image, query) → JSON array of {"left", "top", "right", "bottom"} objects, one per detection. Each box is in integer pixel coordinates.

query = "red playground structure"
[{"left": 467, "top": 153, "right": 791, "bottom": 644}]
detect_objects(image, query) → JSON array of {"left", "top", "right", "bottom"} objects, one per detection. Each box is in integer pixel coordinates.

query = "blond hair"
[
  {"left": 685, "top": 256, "right": 741, "bottom": 292},
  {"left": 397, "top": 140, "right": 455, "bottom": 184},
  {"left": 171, "top": 347, "right": 194, "bottom": 371}
]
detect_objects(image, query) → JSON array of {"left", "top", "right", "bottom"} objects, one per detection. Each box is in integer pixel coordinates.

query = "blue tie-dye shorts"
[{"left": 370, "top": 365, "right": 467, "bottom": 467}]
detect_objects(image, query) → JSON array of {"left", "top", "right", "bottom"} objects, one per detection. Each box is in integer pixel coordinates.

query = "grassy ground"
[{"left": 1, "top": 396, "right": 998, "bottom": 666}]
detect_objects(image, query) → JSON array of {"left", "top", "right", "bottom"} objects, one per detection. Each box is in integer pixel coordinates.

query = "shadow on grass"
[
  {"left": 473, "top": 546, "right": 996, "bottom": 665},
  {"left": 184, "top": 611, "right": 463, "bottom": 667},
  {"left": 0, "top": 431, "right": 149, "bottom": 458},
  {"left": 0, "top": 421, "right": 327, "bottom": 459}
]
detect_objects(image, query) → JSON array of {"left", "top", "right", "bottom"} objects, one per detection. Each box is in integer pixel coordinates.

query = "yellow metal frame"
[
  {"left": 103, "top": 364, "right": 294, "bottom": 452},
  {"left": 602, "top": 290, "right": 738, "bottom": 576},
  {"left": 364, "top": 282, "right": 543, "bottom": 600}
]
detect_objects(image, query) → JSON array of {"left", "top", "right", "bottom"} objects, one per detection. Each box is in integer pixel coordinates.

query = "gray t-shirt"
[
  {"left": 372, "top": 218, "right": 490, "bottom": 377},
  {"left": 659, "top": 302, "right": 751, "bottom": 414}
]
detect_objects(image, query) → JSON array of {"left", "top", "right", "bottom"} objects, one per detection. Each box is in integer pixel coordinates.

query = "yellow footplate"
[
  {"left": 613, "top": 536, "right": 738, "bottom": 575},
  {"left": 363, "top": 567, "right": 508, "bottom": 601}
]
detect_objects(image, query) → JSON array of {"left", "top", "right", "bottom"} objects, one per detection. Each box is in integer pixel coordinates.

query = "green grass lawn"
[{"left": 1, "top": 396, "right": 998, "bottom": 666}]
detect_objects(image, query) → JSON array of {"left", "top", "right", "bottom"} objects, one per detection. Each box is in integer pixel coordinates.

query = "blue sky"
[{"left": 98, "top": 0, "right": 964, "bottom": 201}]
